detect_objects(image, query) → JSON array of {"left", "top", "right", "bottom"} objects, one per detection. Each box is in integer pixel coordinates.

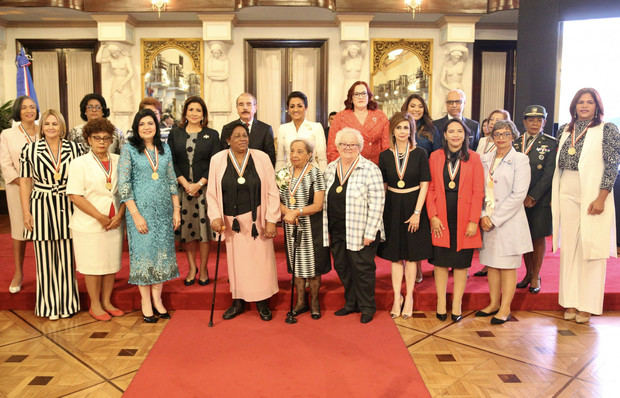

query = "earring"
[{"left": 595, "top": 109, "right": 599, "bottom": 118}]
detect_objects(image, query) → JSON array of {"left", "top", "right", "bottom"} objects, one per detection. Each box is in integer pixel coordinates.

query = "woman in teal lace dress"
[{"left": 119, "top": 109, "right": 181, "bottom": 323}]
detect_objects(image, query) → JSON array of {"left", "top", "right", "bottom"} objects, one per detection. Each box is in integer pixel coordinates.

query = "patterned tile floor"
[{"left": 0, "top": 309, "right": 617, "bottom": 397}]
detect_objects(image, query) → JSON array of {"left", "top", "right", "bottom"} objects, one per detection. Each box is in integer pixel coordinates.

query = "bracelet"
[
  {"left": 298, "top": 208, "right": 303, "bottom": 215},
  {"left": 414, "top": 209, "right": 421, "bottom": 215},
  {"left": 198, "top": 181, "right": 204, "bottom": 187}
]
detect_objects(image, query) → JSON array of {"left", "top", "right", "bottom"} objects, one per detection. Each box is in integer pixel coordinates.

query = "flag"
[{"left": 16, "top": 48, "right": 39, "bottom": 110}]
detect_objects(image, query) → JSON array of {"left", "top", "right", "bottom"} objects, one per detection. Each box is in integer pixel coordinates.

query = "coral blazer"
[
  {"left": 426, "top": 149, "right": 484, "bottom": 251},
  {"left": 326, "top": 109, "right": 389, "bottom": 165}
]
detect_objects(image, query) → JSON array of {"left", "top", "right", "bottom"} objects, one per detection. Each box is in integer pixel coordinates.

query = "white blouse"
[{"left": 276, "top": 119, "right": 327, "bottom": 172}]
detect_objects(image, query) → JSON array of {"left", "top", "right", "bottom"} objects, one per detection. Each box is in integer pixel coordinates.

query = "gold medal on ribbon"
[
  {"left": 91, "top": 152, "right": 113, "bottom": 191},
  {"left": 45, "top": 140, "right": 62, "bottom": 183},
  {"left": 568, "top": 122, "right": 590, "bottom": 156},
  {"left": 568, "top": 147, "right": 576, "bottom": 155},
  {"left": 229, "top": 149, "right": 250, "bottom": 185},
  {"left": 144, "top": 148, "right": 160, "bottom": 181},
  {"left": 392, "top": 143, "right": 410, "bottom": 189},
  {"left": 335, "top": 156, "right": 360, "bottom": 195},
  {"left": 447, "top": 158, "right": 460, "bottom": 191},
  {"left": 288, "top": 162, "right": 311, "bottom": 206}
]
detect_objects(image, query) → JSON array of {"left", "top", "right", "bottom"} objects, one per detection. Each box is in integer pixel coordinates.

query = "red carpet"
[
  {"left": 124, "top": 310, "right": 430, "bottom": 398},
  {"left": 1, "top": 232, "right": 620, "bottom": 311}
]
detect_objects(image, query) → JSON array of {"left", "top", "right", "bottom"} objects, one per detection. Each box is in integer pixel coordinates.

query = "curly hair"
[
  {"left": 79, "top": 93, "right": 110, "bottom": 121},
  {"left": 82, "top": 118, "right": 116, "bottom": 141}
]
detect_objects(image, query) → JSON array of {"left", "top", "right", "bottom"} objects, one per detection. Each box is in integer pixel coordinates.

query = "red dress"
[{"left": 326, "top": 109, "right": 390, "bottom": 165}]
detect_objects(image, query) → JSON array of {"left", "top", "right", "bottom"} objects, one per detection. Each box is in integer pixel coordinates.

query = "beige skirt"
[
  {"left": 6, "top": 182, "right": 26, "bottom": 240},
  {"left": 73, "top": 228, "right": 123, "bottom": 275}
]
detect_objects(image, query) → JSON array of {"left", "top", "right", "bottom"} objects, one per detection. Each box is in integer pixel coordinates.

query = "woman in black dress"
[
  {"left": 378, "top": 112, "right": 431, "bottom": 319},
  {"left": 426, "top": 119, "right": 484, "bottom": 322},
  {"left": 168, "top": 96, "right": 220, "bottom": 286}
]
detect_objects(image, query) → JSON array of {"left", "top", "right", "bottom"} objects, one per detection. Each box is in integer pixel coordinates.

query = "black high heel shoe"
[
  {"left": 451, "top": 313, "right": 463, "bottom": 322},
  {"left": 143, "top": 314, "right": 158, "bottom": 323},
  {"left": 436, "top": 312, "right": 447, "bottom": 321},
  {"left": 516, "top": 277, "right": 530, "bottom": 289},
  {"left": 153, "top": 308, "right": 171, "bottom": 319},
  {"left": 529, "top": 277, "right": 541, "bottom": 294}
]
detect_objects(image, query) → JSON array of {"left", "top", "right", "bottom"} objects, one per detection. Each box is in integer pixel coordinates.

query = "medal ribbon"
[
  {"left": 91, "top": 151, "right": 112, "bottom": 186},
  {"left": 392, "top": 143, "right": 410, "bottom": 182},
  {"left": 18, "top": 124, "right": 35, "bottom": 144},
  {"left": 144, "top": 148, "right": 159, "bottom": 175},
  {"left": 448, "top": 159, "right": 460, "bottom": 182},
  {"left": 289, "top": 161, "right": 311, "bottom": 199},
  {"left": 522, "top": 133, "right": 538, "bottom": 155},
  {"left": 228, "top": 149, "right": 250, "bottom": 179},
  {"left": 484, "top": 139, "right": 496, "bottom": 153},
  {"left": 337, "top": 155, "right": 360, "bottom": 187},
  {"left": 571, "top": 121, "right": 591, "bottom": 148},
  {"left": 44, "top": 139, "right": 61, "bottom": 177}
]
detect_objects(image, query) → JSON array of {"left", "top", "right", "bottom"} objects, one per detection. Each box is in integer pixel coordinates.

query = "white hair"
[
  {"left": 448, "top": 89, "right": 466, "bottom": 102},
  {"left": 334, "top": 127, "right": 364, "bottom": 152}
]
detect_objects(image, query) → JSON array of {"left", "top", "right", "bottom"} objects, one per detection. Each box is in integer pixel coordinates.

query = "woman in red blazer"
[
  {"left": 426, "top": 119, "right": 484, "bottom": 322},
  {"left": 326, "top": 81, "right": 389, "bottom": 165}
]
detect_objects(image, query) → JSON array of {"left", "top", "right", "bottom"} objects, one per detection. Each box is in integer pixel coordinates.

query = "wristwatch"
[
  {"left": 298, "top": 208, "right": 303, "bottom": 215},
  {"left": 414, "top": 209, "right": 421, "bottom": 215},
  {"left": 198, "top": 180, "right": 204, "bottom": 187}
]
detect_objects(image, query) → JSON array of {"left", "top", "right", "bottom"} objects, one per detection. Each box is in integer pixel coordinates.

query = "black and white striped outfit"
[{"left": 20, "top": 139, "right": 83, "bottom": 318}]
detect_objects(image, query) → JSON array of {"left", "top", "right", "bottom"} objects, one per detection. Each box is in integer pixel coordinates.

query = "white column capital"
[
  {"left": 437, "top": 16, "right": 480, "bottom": 44},
  {"left": 198, "top": 14, "right": 236, "bottom": 42},
  {"left": 91, "top": 15, "right": 136, "bottom": 44},
  {"left": 336, "top": 14, "right": 374, "bottom": 42}
]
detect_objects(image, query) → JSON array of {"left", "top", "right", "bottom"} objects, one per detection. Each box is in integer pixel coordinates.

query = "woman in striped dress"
[
  {"left": 278, "top": 138, "right": 330, "bottom": 319},
  {"left": 19, "top": 109, "right": 84, "bottom": 320}
]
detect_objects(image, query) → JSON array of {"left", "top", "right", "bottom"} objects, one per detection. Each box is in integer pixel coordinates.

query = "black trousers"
[{"left": 330, "top": 233, "right": 379, "bottom": 315}]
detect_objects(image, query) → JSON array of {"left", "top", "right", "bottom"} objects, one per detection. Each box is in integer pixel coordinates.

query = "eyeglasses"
[
  {"left": 492, "top": 132, "right": 513, "bottom": 139},
  {"left": 338, "top": 143, "right": 360, "bottom": 149},
  {"left": 87, "top": 105, "right": 103, "bottom": 111},
  {"left": 446, "top": 100, "right": 463, "bottom": 106},
  {"left": 90, "top": 135, "right": 113, "bottom": 143},
  {"left": 352, "top": 92, "right": 368, "bottom": 98}
]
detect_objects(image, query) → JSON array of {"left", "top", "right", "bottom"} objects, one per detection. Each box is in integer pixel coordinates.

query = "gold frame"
[
  {"left": 370, "top": 38, "right": 433, "bottom": 111},
  {"left": 141, "top": 38, "right": 204, "bottom": 98}
]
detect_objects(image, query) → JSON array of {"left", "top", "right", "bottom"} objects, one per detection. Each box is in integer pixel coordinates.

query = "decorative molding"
[
  {"left": 235, "top": 20, "right": 337, "bottom": 27},
  {"left": 142, "top": 38, "right": 203, "bottom": 73},
  {"left": 371, "top": 38, "right": 432, "bottom": 76},
  {"left": 91, "top": 14, "right": 137, "bottom": 26},
  {"left": 6, "top": 21, "right": 97, "bottom": 28},
  {"left": 437, "top": 15, "right": 481, "bottom": 27}
]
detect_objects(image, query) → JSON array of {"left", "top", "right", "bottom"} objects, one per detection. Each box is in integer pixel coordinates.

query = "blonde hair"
[{"left": 38, "top": 109, "right": 67, "bottom": 139}]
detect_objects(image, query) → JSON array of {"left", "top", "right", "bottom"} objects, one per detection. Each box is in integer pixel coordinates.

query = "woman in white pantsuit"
[
  {"left": 0, "top": 96, "right": 37, "bottom": 293},
  {"left": 552, "top": 88, "right": 620, "bottom": 324},
  {"left": 67, "top": 118, "right": 126, "bottom": 322},
  {"left": 478, "top": 120, "right": 532, "bottom": 324},
  {"left": 20, "top": 109, "right": 83, "bottom": 320}
]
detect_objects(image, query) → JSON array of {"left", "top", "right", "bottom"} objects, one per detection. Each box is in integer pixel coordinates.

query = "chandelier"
[
  {"left": 151, "top": 0, "right": 170, "bottom": 18},
  {"left": 404, "top": 0, "right": 423, "bottom": 20}
]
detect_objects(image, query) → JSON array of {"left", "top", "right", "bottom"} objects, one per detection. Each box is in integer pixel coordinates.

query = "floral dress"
[{"left": 119, "top": 143, "right": 179, "bottom": 285}]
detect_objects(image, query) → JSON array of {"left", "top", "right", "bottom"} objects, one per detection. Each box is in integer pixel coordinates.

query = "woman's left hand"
[
  {"left": 106, "top": 214, "right": 123, "bottom": 230},
  {"left": 186, "top": 183, "right": 201, "bottom": 197},
  {"left": 480, "top": 216, "right": 494, "bottom": 232},
  {"left": 465, "top": 221, "right": 478, "bottom": 237},
  {"left": 283, "top": 210, "right": 298, "bottom": 225},
  {"left": 405, "top": 213, "right": 421, "bottom": 233},
  {"left": 173, "top": 208, "right": 181, "bottom": 230},
  {"left": 587, "top": 197, "right": 606, "bottom": 215},
  {"left": 363, "top": 238, "right": 374, "bottom": 246},
  {"left": 264, "top": 221, "right": 276, "bottom": 239}
]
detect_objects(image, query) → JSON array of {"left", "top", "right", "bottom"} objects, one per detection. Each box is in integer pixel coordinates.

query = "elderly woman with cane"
[
  {"left": 207, "top": 121, "right": 280, "bottom": 321},
  {"left": 277, "top": 138, "right": 330, "bottom": 320}
]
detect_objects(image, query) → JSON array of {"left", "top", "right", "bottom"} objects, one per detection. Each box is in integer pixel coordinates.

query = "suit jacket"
[
  {"left": 513, "top": 132, "right": 557, "bottom": 206},
  {"left": 426, "top": 149, "right": 484, "bottom": 251},
  {"left": 221, "top": 119, "right": 276, "bottom": 166},
  {"left": 167, "top": 126, "right": 221, "bottom": 183},
  {"left": 433, "top": 116, "right": 480, "bottom": 151},
  {"left": 480, "top": 148, "right": 533, "bottom": 256}
]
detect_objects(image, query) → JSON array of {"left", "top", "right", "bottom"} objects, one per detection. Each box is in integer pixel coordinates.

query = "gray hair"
[
  {"left": 447, "top": 89, "right": 466, "bottom": 102},
  {"left": 334, "top": 127, "right": 364, "bottom": 152},
  {"left": 290, "top": 138, "right": 314, "bottom": 155},
  {"left": 492, "top": 120, "right": 519, "bottom": 139}
]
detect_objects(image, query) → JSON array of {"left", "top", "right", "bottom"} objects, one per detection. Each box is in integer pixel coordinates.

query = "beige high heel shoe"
[{"left": 390, "top": 295, "right": 404, "bottom": 319}]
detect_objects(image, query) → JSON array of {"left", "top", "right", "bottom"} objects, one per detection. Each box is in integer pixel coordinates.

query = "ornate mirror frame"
[
  {"left": 370, "top": 39, "right": 433, "bottom": 118},
  {"left": 141, "top": 38, "right": 204, "bottom": 119}
]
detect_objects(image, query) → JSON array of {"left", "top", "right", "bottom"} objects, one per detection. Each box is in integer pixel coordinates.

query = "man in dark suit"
[
  {"left": 433, "top": 89, "right": 480, "bottom": 150},
  {"left": 513, "top": 105, "right": 556, "bottom": 294},
  {"left": 220, "top": 93, "right": 276, "bottom": 165}
]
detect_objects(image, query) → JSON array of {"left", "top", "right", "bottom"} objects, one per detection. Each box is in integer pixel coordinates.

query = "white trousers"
[{"left": 558, "top": 170, "right": 607, "bottom": 315}]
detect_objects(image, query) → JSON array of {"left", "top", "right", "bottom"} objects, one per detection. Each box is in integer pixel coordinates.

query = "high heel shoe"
[
  {"left": 143, "top": 314, "right": 158, "bottom": 323},
  {"left": 491, "top": 314, "right": 511, "bottom": 324},
  {"left": 451, "top": 313, "right": 463, "bottom": 322},
  {"left": 436, "top": 312, "right": 447, "bottom": 321},
  {"left": 391, "top": 295, "right": 404, "bottom": 319},
  {"left": 516, "top": 276, "right": 530, "bottom": 289},
  {"left": 153, "top": 308, "right": 171, "bottom": 319},
  {"left": 401, "top": 297, "right": 414, "bottom": 320},
  {"left": 475, "top": 309, "right": 499, "bottom": 317},
  {"left": 9, "top": 285, "right": 21, "bottom": 294},
  {"left": 529, "top": 277, "right": 541, "bottom": 294}
]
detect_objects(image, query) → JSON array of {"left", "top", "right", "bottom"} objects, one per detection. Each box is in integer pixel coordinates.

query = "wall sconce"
[
  {"left": 404, "top": 0, "right": 423, "bottom": 20},
  {"left": 151, "top": 0, "right": 170, "bottom": 18}
]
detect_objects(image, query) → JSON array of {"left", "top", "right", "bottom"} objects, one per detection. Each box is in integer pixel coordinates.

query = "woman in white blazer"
[
  {"left": 67, "top": 118, "right": 126, "bottom": 322},
  {"left": 478, "top": 120, "right": 532, "bottom": 324},
  {"left": 276, "top": 91, "right": 327, "bottom": 172},
  {"left": 552, "top": 88, "right": 620, "bottom": 324},
  {"left": 0, "top": 96, "right": 37, "bottom": 293}
]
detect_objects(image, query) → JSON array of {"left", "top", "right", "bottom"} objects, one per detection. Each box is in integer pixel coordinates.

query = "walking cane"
[
  {"left": 208, "top": 232, "right": 223, "bottom": 327},
  {"left": 285, "top": 224, "right": 302, "bottom": 324}
]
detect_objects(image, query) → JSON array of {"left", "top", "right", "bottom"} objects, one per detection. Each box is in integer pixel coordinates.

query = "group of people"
[{"left": 1, "top": 81, "right": 618, "bottom": 326}]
